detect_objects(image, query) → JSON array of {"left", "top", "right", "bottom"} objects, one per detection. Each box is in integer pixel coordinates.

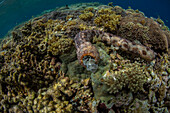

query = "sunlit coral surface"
[{"left": 0, "top": 2, "right": 169, "bottom": 113}]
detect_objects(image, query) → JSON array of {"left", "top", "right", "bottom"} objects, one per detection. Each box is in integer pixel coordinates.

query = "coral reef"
[
  {"left": 94, "top": 8, "right": 121, "bottom": 32},
  {"left": 103, "top": 62, "right": 149, "bottom": 94},
  {"left": 48, "top": 36, "right": 73, "bottom": 56},
  {"left": 118, "top": 14, "right": 169, "bottom": 53},
  {"left": 0, "top": 2, "right": 169, "bottom": 113},
  {"left": 79, "top": 12, "right": 94, "bottom": 21}
]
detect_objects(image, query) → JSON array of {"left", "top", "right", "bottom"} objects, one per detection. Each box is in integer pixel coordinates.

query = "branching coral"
[
  {"left": 16, "top": 76, "right": 94, "bottom": 113},
  {"left": 103, "top": 62, "right": 149, "bottom": 93},
  {"left": 126, "top": 99, "right": 150, "bottom": 113},
  {"left": 94, "top": 8, "right": 121, "bottom": 32},
  {"left": 79, "top": 7, "right": 94, "bottom": 21},
  {"left": 79, "top": 12, "right": 94, "bottom": 21},
  {"left": 48, "top": 37, "right": 73, "bottom": 56}
]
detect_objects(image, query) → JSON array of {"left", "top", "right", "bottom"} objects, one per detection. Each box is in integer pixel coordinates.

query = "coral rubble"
[{"left": 0, "top": 2, "right": 169, "bottom": 113}]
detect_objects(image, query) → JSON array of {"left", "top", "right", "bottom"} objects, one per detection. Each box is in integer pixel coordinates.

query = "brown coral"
[
  {"left": 118, "top": 14, "right": 169, "bottom": 53},
  {"left": 79, "top": 12, "right": 94, "bottom": 21},
  {"left": 94, "top": 8, "right": 121, "bottom": 32},
  {"left": 48, "top": 37, "right": 73, "bottom": 56}
]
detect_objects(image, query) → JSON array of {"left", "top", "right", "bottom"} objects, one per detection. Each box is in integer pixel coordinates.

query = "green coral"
[
  {"left": 48, "top": 37, "right": 73, "bottom": 56},
  {"left": 94, "top": 8, "right": 121, "bottom": 32}
]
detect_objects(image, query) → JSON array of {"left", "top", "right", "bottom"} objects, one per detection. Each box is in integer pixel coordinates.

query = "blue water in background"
[{"left": 0, "top": 0, "right": 170, "bottom": 38}]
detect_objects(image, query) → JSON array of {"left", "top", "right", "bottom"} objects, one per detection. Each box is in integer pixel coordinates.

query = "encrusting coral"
[
  {"left": 0, "top": 2, "right": 169, "bottom": 113},
  {"left": 118, "top": 14, "right": 169, "bottom": 53}
]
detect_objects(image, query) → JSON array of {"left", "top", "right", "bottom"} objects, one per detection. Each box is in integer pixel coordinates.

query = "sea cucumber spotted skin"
[
  {"left": 74, "top": 30, "right": 100, "bottom": 67},
  {"left": 74, "top": 30, "right": 156, "bottom": 66}
]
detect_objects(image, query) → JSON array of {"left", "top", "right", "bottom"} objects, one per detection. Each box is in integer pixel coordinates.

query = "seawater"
[{"left": 0, "top": 0, "right": 170, "bottom": 38}]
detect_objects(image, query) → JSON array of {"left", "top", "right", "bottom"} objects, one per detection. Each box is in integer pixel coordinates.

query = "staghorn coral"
[
  {"left": 78, "top": 7, "right": 95, "bottom": 21},
  {"left": 0, "top": 18, "right": 71, "bottom": 92},
  {"left": 66, "top": 15, "right": 74, "bottom": 21},
  {"left": 0, "top": 73, "right": 95, "bottom": 113},
  {"left": 83, "top": 7, "right": 94, "bottom": 12},
  {"left": 66, "top": 19, "right": 77, "bottom": 26}
]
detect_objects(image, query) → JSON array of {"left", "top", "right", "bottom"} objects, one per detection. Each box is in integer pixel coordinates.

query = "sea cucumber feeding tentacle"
[
  {"left": 74, "top": 30, "right": 100, "bottom": 71},
  {"left": 74, "top": 30, "right": 156, "bottom": 69}
]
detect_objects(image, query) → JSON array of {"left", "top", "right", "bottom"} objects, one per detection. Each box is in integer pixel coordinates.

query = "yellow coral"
[
  {"left": 48, "top": 37, "right": 73, "bottom": 56},
  {"left": 94, "top": 11, "right": 121, "bottom": 31},
  {"left": 84, "top": 7, "right": 94, "bottom": 12},
  {"left": 66, "top": 15, "right": 74, "bottom": 21},
  {"left": 79, "top": 12, "right": 94, "bottom": 21},
  {"left": 79, "top": 24, "right": 88, "bottom": 31},
  {"left": 66, "top": 19, "right": 77, "bottom": 26},
  {"left": 98, "top": 8, "right": 115, "bottom": 14}
]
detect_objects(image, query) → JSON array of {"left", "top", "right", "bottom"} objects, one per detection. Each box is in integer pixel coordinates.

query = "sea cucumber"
[{"left": 74, "top": 30, "right": 156, "bottom": 69}]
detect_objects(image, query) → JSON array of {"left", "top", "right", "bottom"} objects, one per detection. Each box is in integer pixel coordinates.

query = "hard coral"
[
  {"left": 84, "top": 7, "right": 94, "bottom": 12},
  {"left": 79, "top": 12, "right": 94, "bottom": 21},
  {"left": 94, "top": 8, "right": 121, "bottom": 32},
  {"left": 118, "top": 14, "right": 169, "bottom": 53},
  {"left": 126, "top": 99, "right": 150, "bottom": 113},
  {"left": 104, "top": 62, "right": 149, "bottom": 94},
  {"left": 48, "top": 37, "right": 73, "bottom": 56},
  {"left": 0, "top": 3, "right": 170, "bottom": 113},
  {"left": 20, "top": 76, "right": 94, "bottom": 113}
]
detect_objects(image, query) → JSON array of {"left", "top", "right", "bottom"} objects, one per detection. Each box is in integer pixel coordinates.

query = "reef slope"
[{"left": 0, "top": 2, "right": 169, "bottom": 113}]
